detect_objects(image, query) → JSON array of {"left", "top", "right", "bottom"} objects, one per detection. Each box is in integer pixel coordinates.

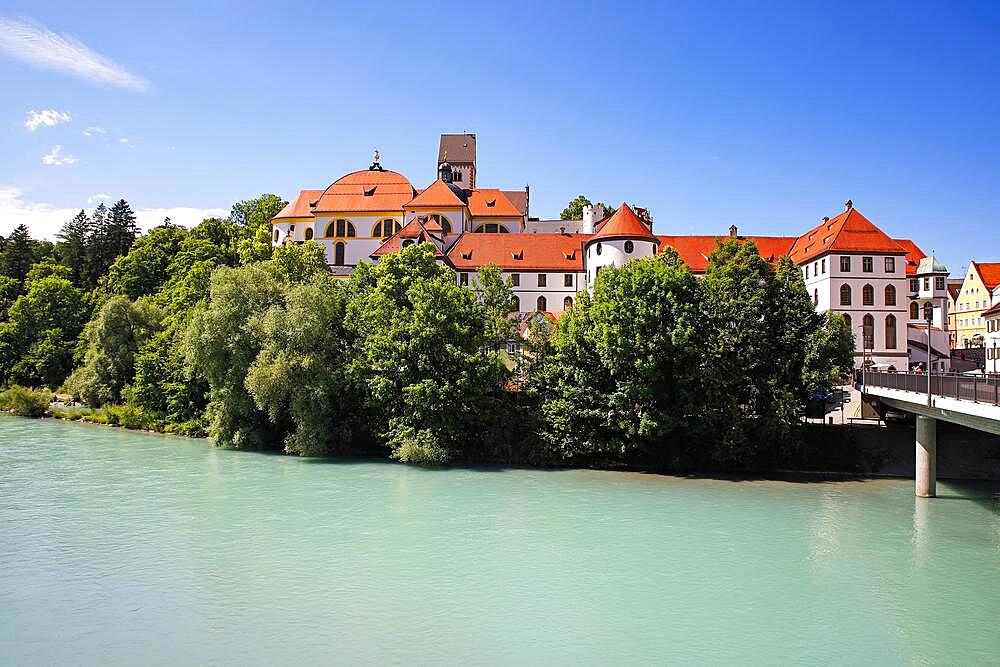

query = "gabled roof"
[
  {"left": 439, "top": 133, "right": 476, "bottom": 163},
  {"left": 405, "top": 179, "right": 468, "bottom": 208},
  {"left": 502, "top": 190, "right": 528, "bottom": 216},
  {"left": 273, "top": 189, "right": 323, "bottom": 220},
  {"left": 447, "top": 232, "right": 589, "bottom": 271},
  {"left": 973, "top": 262, "right": 1000, "bottom": 290},
  {"left": 789, "top": 206, "right": 906, "bottom": 265},
  {"left": 311, "top": 169, "right": 415, "bottom": 213},
  {"left": 983, "top": 301, "right": 1000, "bottom": 318},
  {"left": 468, "top": 189, "right": 523, "bottom": 218},
  {"left": 947, "top": 282, "right": 962, "bottom": 301},
  {"left": 370, "top": 219, "right": 444, "bottom": 257},
  {"left": 589, "top": 203, "right": 657, "bottom": 242},
  {"left": 656, "top": 235, "right": 796, "bottom": 273},
  {"left": 893, "top": 239, "right": 926, "bottom": 276}
]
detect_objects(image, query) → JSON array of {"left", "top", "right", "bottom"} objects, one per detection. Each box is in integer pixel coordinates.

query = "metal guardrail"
[{"left": 859, "top": 370, "right": 1000, "bottom": 406}]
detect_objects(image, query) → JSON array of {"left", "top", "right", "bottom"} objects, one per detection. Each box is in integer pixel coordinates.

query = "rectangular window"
[
  {"left": 840, "top": 256, "right": 851, "bottom": 272},
  {"left": 564, "top": 274, "right": 573, "bottom": 288},
  {"left": 510, "top": 273, "right": 520, "bottom": 287},
  {"left": 885, "top": 257, "right": 895, "bottom": 273},
  {"left": 910, "top": 279, "right": 919, "bottom": 293},
  {"left": 821, "top": 259, "right": 826, "bottom": 274},
  {"left": 459, "top": 273, "right": 469, "bottom": 286},
  {"left": 805, "top": 266, "right": 810, "bottom": 279},
  {"left": 537, "top": 274, "right": 547, "bottom": 287},
  {"left": 862, "top": 257, "right": 873, "bottom": 272},
  {"left": 935, "top": 277, "right": 945, "bottom": 290},
  {"left": 924, "top": 277, "right": 930, "bottom": 290}
]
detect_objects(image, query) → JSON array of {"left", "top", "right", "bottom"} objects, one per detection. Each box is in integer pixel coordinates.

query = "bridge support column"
[{"left": 915, "top": 415, "right": 937, "bottom": 498}]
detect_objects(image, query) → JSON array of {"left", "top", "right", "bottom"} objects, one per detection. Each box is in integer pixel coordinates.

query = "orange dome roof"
[
  {"left": 312, "top": 169, "right": 416, "bottom": 213},
  {"left": 589, "top": 203, "right": 657, "bottom": 242}
]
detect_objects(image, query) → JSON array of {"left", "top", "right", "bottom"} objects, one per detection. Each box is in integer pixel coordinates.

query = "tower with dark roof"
[{"left": 438, "top": 133, "right": 476, "bottom": 189}]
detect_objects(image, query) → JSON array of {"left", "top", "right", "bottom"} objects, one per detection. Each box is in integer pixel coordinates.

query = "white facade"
[
  {"left": 802, "top": 251, "right": 910, "bottom": 368},
  {"left": 584, "top": 237, "right": 658, "bottom": 287},
  {"left": 465, "top": 270, "right": 584, "bottom": 315},
  {"left": 986, "top": 312, "right": 1000, "bottom": 374}
]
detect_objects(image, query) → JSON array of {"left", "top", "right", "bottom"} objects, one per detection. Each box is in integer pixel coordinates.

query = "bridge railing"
[{"left": 859, "top": 370, "right": 1000, "bottom": 406}]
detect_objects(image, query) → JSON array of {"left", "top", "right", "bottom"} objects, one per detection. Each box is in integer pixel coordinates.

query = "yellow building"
[{"left": 954, "top": 261, "right": 1000, "bottom": 348}]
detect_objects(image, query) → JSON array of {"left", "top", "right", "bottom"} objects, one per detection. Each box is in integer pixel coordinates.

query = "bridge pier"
[{"left": 915, "top": 415, "right": 937, "bottom": 498}]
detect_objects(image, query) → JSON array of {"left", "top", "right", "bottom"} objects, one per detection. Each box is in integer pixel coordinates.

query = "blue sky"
[{"left": 1, "top": 1, "right": 997, "bottom": 274}]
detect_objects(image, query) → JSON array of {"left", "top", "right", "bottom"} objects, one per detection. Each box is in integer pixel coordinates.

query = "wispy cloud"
[
  {"left": 119, "top": 137, "right": 129, "bottom": 143},
  {"left": 0, "top": 17, "right": 149, "bottom": 91},
  {"left": 87, "top": 193, "right": 110, "bottom": 204},
  {"left": 41, "top": 145, "right": 78, "bottom": 165},
  {"left": 82, "top": 126, "right": 106, "bottom": 136},
  {"left": 0, "top": 186, "right": 227, "bottom": 239},
  {"left": 24, "top": 109, "right": 71, "bottom": 131}
]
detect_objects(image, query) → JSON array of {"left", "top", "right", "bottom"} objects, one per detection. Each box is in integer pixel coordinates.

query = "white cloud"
[
  {"left": 82, "top": 126, "right": 106, "bottom": 136},
  {"left": 24, "top": 109, "right": 71, "bottom": 131},
  {"left": 0, "top": 186, "right": 227, "bottom": 239},
  {"left": 0, "top": 18, "right": 149, "bottom": 91},
  {"left": 119, "top": 137, "right": 128, "bottom": 143},
  {"left": 41, "top": 145, "right": 78, "bottom": 166},
  {"left": 87, "top": 193, "right": 110, "bottom": 204}
]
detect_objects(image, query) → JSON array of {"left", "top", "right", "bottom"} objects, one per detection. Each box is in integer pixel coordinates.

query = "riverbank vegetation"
[{"left": 0, "top": 199, "right": 853, "bottom": 470}]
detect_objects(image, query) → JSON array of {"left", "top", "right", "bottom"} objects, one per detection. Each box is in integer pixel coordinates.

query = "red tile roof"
[
  {"left": 273, "top": 189, "right": 323, "bottom": 220},
  {"left": 590, "top": 203, "right": 657, "bottom": 242},
  {"left": 502, "top": 190, "right": 528, "bottom": 216},
  {"left": 656, "top": 235, "right": 796, "bottom": 273},
  {"left": 467, "top": 189, "right": 523, "bottom": 218},
  {"left": 311, "top": 169, "right": 415, "bottom": 213},
  {"left": 371, "top": 219, "right": 444, "bottom": 257},
  {"left": 893, "top": 239, "right": 926, "bottom": 276},
  {"left": 788, "top": 206, "right": 906, "bottom": 265},
  {"left": 405, "top": 179, "right": 467, "bottom": 208},
  {"left": 975, "top": 262, "right": 1000, "bottom": 290},
  {"left": 447, "top": 233, "right": 590, "bottom": 271}
]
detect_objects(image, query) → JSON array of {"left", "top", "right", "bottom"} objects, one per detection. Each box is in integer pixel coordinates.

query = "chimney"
[
  {"left": 844, "top": 199, "right": 853, "bottom": 211},
  {"left": 729, "top": 224, "right": 738, "bottom": 238},
  {"left": 822, "top": 216, "right": 830, "bottom": 223}
]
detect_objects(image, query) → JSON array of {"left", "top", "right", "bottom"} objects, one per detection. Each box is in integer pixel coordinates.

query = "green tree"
[
  {"left": 0, "top": 275, "right": 86, "bottom": 388},
  {"left": 230, "top": 194, "right": 287, "bottom": 264},
  {"left": 101, "top": 224, "right": 190, "bottom": 300},
  {"left": 89, "top": 199, "right": 138, "bottom": 280},
  {"left": 345, "top": 243, "right": 508, "bottom": 464},
  {"left": 66, "top": 297, "right": 163, "bottom": 407},
  {"left": 0, "top": 224, "right": 34, "bottom": 287},
  {"left": 476, "top": 264, "right": 516, "bottom": 349},
  {"left": 57, "top": 210, "right": 92, "bottom": 285},
  {"left": 535, "top": 251, "right": 704, "bottom": 466},
  {"left": 560, "top": 195, "right": 614, "bottom": 220},
  {"left": 804, "top": 311, "right": 855, "bottom": 394},
  {"left": 246, "top": 278, "right": 365, "bottom": 455}
]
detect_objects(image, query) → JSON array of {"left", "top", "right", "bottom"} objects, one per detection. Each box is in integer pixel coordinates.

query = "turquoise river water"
[{"left": 1, "top": 416, "right": 999, "bottom": 665}]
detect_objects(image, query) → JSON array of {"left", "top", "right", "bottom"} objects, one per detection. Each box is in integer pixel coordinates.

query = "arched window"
[
  {"left": 596, "top": 243, "right": 603, "bottom": 256},
  {"left": 334, "top": 242, "right": 345, "bottom": 266},
  {"left": 813, "top": 289, "right": 818, "bottom": 306},
  {"left": 273, "top": 229, "right": 279, "bottom": 242},
  {"left": 473, "top": 223, "right": 510, "bottom": 234},
  {"left": 511, "top": 295, "right": 520, "bottom": 312},
  {"left": 536, "top": 295, "right": 547, "bottom": 312},
  {"left": 884, "top": 284, "right": 896, "bottom": 306},
  {"left": 840, "top": 284, "right": 852, "bottom": 306},
  {"left": 305, "top": 228, "right": 314, "bottom": 240},
  {"left": 843, "top": 313, "right": 851, "bottom": 330},
  {"left": 910, "top": 301, "right": 919, "bottom": 319},
  {"left": 326, "top": 219, "right": 356, "bottom": 238},
  {"left": 373, "top": 219, "right": 401, "bottom": 238},
  {"left": 923, "top": 302, "right": 934, "bottom": 322},
  {"left": 563, "top": 296, "right": 573, "bottom": 310},
  {"left": 624, "top": 240, "right": 634, "bottom": 254},
  {"left": 862, "top": 314, "right": 875, "bottom": 350},
  {"left": 885, "top": 314, "right": 897, "bottom": 349},
  {"left": 862, "top": 284, "right": 874, "bottom": 306}
]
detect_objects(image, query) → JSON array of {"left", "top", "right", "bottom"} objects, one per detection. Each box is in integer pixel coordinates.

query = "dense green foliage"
[
  {"left": 1, "top": 203, "right": 853, "bottom": 471},
  {"left": 0, "top": 385, "right": 52, "bottom": 417}
]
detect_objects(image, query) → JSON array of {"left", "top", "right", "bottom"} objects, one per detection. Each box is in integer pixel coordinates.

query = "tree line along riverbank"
[{"left": 0, "top": 194, "right": 855, "bottom": 471}]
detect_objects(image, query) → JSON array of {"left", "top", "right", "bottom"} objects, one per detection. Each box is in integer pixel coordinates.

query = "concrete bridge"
[{"left": 857, "top": 371, "right": 1000, "bottom": 497}]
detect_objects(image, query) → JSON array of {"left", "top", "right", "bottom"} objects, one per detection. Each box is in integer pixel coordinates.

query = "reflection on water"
[{"left": 1, "top": 417, "right": 999, "bottom": 666}]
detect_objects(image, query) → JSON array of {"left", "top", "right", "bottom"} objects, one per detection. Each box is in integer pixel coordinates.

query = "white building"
[{"left": 985, "top": 302, "right": 1000, "bottom": 374}]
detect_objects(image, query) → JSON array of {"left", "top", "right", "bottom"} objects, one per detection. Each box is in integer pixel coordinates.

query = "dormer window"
[
  {"left": 511, "top": 250, "right": 523, "bottom": 260},
  {"left": 461, "top": 250, "right": 473, "bottom": 260},
  {"left": 486, "top": 198, "right": 496, "bottom": 207},
  {"left": 364, "top": 186, "right": 376, "bottom": 197}
]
